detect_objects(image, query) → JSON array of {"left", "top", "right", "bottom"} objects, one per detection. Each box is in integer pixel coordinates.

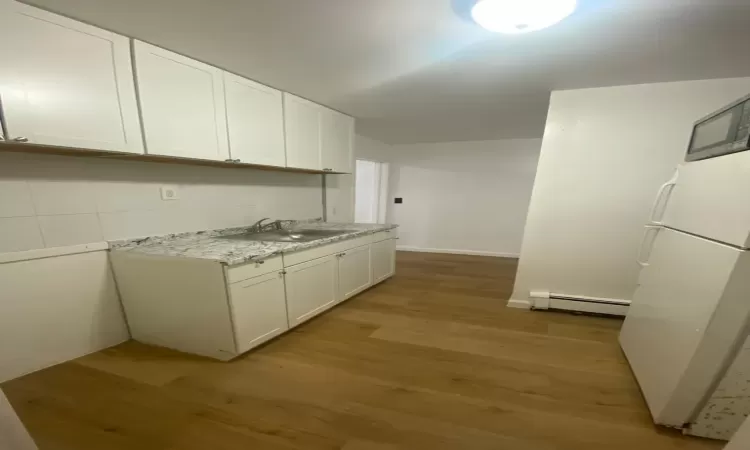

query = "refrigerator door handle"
[
  {"left": 649, "top": 169, "right": 679, "bottom": 225},
  {"left": 637, "top": 225, "right": 662, "bottom": 267}
]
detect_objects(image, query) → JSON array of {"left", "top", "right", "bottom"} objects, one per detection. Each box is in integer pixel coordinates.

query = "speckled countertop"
[{"left": 110, "top": 221, "right": 398, "bottom": 266}]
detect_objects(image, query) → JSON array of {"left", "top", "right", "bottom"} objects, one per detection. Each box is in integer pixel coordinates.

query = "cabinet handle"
[
  {"left": 234, "top": 159, "right": 241, "bottom": 163},
  {"left": 13, "top": 137, "right": 28, "bottom": 143},
  {"left": 225, "top": 158, "right": 234, "bottom": 162}
]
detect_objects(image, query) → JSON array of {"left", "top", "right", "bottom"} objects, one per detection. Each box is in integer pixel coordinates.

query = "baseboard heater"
[{"left": 529, "top": 291, "right": 630, "bottom": 317}]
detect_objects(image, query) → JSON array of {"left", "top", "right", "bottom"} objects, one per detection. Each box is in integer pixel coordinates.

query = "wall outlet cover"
[{"left": 160, "top": 186, "right": 180, "bottom": 200}]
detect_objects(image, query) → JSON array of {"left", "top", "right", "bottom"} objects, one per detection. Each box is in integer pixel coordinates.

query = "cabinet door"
[
  {"left": 285, "top": 255, "right": 337, "bottom": 327},
  {"left": 320, "top": 107, "right": 353, "bottom": 173},
  {"left": 224, "top": 72, "right": 286, "bottom": 167},
  {"left": 133, "top": 40, "right": 229, "bottom": 161},
  {"left": 372, "top": 238, "right": 396, "bottom": 284},
  {"left": 0, "top": 2, "right": 143, "bottom": 153},
  {"left": 229, "top": 271, "right": 289, "bottom": 354},
  {"left": 338, "top": 244, "right": 372, "bottom": 301},
  {"left": 283, "top": 93, "right": 320, "bottom": 170}
]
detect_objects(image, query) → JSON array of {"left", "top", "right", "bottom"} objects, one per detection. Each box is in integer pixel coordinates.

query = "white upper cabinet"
[
  {"left": 283, "top": 93, "right": 321, "bottom": 170},
  {"left": 320, "top": 107, "right": 354, "bottom": 173},
  {"left": 132, "top": 40, "right": 229, "bottom": 161},
  {"left": 0, "top": 2, "right": 143, "bottom": 153},
  {"left": 223, "top": 72, "right": 285, "bottom": 167}
]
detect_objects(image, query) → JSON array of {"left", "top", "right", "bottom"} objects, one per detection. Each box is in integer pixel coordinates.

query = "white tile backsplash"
[
  {"left": 37, "top": 214, "right": 104, "bottom": 247},
  {"left": 0, "top": 181, "right": 35, "bottom": 218},
  {"left": 0, "top": 217, "right": 45, "bottom": 252},
  {"left": 29, "top": 180, "right": 97, "bottom": 215},
  {"left": 94, "top": 181, "right": 166, "bottom": 213},
  {"left": 0, "top": 151, "right": 323, "bottom": 251},
  {"left": 98, "top": 209, "right": 182, "bottom": 240}
]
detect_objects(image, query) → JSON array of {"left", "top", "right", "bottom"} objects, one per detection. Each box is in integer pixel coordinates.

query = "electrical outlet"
[{"left": 160, "top": 186, "right": 179, "bottom": 201}]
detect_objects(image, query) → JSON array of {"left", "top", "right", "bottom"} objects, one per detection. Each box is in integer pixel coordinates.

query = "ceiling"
[{"left": 23, "top": 0, "right": 750, "bottom": 144}]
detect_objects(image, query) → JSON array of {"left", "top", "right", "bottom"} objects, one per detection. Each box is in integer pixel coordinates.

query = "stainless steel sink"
[{"left": 219, "top": 229, "right": 357, "bottom": 243}]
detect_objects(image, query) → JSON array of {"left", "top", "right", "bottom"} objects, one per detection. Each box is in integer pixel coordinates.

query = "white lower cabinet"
[
  {"left": 229, "top": 271, "right": 288, "bottom": 354},
  {"left": 285, "top": 254, "right": 338, "bottom": 327},
  {"left": 112, "top": 230, "right": 398, "bottom": 360},
  {"left": 337, "top": 244, "right": 372, "bottom": 301},
  {"left": 372, "top": 238, "right": 396, "bottom": 284}
]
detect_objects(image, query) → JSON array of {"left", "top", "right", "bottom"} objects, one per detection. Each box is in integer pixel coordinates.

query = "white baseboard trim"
[
  {"left": 507, "top": 299, "right": 531, "bottom": 309},
  {"left": 396, "top": 246, "right": 519, "bottom": 259}
]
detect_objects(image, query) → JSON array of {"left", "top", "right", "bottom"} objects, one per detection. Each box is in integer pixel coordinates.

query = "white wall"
[
  {"left": 512, "top": 77, "right": 750, "bottom": 307},
  {"left": 388, "top": 139, "right": 541, "bottom": 257},
  {"left": 0, "top": 249, "right": 128, "bottom": 382}
]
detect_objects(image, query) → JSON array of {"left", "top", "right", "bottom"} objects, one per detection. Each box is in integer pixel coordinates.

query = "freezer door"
[
  {"left": 620, "top": 227, "right": 749, "bottom": 426},
  {"left": 657, "top": 151, "right": 750, "bottom": 248}
]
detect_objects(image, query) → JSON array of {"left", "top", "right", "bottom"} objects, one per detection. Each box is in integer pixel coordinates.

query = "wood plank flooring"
[{"left": 2, "top": 252, "right": 723, "bottom": 449}]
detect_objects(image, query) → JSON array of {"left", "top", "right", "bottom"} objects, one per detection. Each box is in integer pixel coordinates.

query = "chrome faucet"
[
  {"left": 250, "top": 218, "right": 293, "bottom": 232},
  {"left": 250, "top": 218, "right": 271, "bottom": 232}
]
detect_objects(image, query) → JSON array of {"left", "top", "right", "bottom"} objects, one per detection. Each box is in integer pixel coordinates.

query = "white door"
[
  {"left": 0, "top": 2, "right": 143, "bottom": 153},
  {"left": 338, "top": 244, "right": 372, "bottom": 301},
  {"left": 285, "top": 255, "right": 337, "bottom": 327},
  {"left": 354, "top": 160, "right": 389, "bottom": 224},
  {"left": 620, "top": 226, "right": 749, "bottom": 426},
  {"left": 371, "top": 238, "right": 396, "bottom": 284},
  {"left": 320, "top": 107, "right": 353, "bottom": 173},
  {"left": 133, "top": 40, "right": 229, "bottom": 161},
  {"left": 283, "top": 93, "right": 320, "bottom": 170},
  {"left": 223, "top": 72, "right": 286, "bottom": 167},
  {"left": 657, "top": 151, "right": 750, "bottom": 248},
  {"left": 229, "top": 271, "right": 289, "bottom": 354}
]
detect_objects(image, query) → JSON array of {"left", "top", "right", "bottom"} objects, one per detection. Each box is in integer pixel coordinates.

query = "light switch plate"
[{"left": 160, "top": 186, "right": 179, "bottom": 201}]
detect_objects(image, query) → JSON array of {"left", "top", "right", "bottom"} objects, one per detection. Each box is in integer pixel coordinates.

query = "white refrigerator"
[{"left": 619, "top": 150, "right": 750, "bottom": 438}]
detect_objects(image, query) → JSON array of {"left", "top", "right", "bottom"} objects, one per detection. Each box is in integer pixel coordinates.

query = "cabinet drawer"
[
  {"left": 283, "top": 235, "right": 372, "bottom": 267},
  {"left": 226, "top": 255, "right": 282, "bottom": 284},
  {"left": 372, "top": 228, "right": 398, "bottom": 243}
]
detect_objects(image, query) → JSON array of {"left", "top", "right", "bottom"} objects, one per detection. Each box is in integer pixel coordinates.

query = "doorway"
[{"left": 354, "top": 159, "right": 389, "bottom": 224}]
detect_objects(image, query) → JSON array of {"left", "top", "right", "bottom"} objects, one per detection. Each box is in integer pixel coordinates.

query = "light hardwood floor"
[{"left": 2, "top": 252, "right": 723, "bottom": 450}]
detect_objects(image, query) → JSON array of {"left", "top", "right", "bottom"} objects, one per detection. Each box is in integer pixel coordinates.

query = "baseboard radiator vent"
[{"left": 529, "top": 291, "right": 630, "bottom": 317}]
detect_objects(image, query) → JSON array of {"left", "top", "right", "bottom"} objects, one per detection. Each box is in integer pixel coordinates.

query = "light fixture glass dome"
[{"left": 471, "top": 0, "right": 577, "bottom": 34}]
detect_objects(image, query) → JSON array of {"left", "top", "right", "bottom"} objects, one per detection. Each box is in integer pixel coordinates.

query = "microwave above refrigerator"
[{"left": 686, "top": 93, "right": 750, "bottom": 162}]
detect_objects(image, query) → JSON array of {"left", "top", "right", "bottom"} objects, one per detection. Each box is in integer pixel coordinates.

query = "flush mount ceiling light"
[{"left": 471, "top": 0, "right": 577, "bottom": 34}]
